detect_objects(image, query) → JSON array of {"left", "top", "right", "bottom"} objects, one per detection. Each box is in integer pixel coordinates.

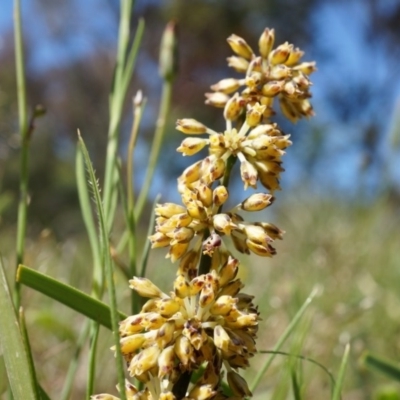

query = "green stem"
[
  {"left": 135, "top": 80, "right": 173, "bottom": 219},
  {"left": 13, "top": 0, "right": 29, "bottom": 309}
]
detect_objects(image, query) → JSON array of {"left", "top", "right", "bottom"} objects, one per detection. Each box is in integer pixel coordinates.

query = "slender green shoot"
[
  {"left": 250, "top": 286, "right": 319, "bottom": 392},
  {"left": 78, "top": 133, "right": 127, "bottom": 400},
  {"left": 13, "top": 0, "right": 29, "bottom": 308},
  {"left": 103, "top": 5, "right": 144, "bottom": 230},
  {"left": 134, "top": 21, "right": 177, "bottom": 219},
  {"left": 0, "top": 261, "right": 37, "bottom": 400},
  {"left": 86, "top": 323, "right": 101, "bottom": 399},
  {"left": 332, "top": 343, "right": 350, "bottom": 400},
  {"left": 361, "top": 352, "right": 400, "bottom": 382}
]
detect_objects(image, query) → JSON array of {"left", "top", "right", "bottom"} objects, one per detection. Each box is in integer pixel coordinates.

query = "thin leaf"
[
  {"left": 0, "top": 261, "right": 37, "bottom": 400},
  {"left": 361, "top": 352, "right": 400, "bottom": 382},
  {"left": 17, "top": 265, "right": 127, "bottom": 329},
  {"left": 78, "top": 133, "right": 127, "bottom": 400},
  {"left": 291, "top": 368, "right": 301, "bottom": 400},
  {"left": 332, "top": 343, "right": 350, "bottom": 400},
  {"left": 250, "top": 286, "right": 319, "bottom": 392}
]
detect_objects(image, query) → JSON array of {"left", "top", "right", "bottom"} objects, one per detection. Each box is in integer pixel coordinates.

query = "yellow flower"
[
  {"left": 206, "top": 28, "right": 317, "bottom": 123},
  {"left": 116, "top": 257, "right": 258, "bottom": 393}
]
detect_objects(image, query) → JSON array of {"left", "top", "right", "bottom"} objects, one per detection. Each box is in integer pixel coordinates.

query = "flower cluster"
[{"left": 95, "top": 27, "right": 315, "bottom": 400}]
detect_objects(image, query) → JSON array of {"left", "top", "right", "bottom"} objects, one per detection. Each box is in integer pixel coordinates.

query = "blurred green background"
[{"left": 1, "top": 0, "right": 400, "bottom": 399}]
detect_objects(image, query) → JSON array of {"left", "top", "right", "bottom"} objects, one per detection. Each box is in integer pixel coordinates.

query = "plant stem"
[
  {"left": 135, "top": 80, "right": 173, "bottom": 219},
  {"left": 13, "top": 0, "right": 29, "bottom": 309}
]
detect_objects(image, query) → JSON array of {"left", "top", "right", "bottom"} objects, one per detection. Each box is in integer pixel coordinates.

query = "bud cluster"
[{"left": 95, "top": 27, "right": 315, "bottom": 400}]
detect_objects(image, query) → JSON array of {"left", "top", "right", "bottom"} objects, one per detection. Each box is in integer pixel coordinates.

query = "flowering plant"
[{"left": 93, "top": 27, "right": 316, "bottom": 400}]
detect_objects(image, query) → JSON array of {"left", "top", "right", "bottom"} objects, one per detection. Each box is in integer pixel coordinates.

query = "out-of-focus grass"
[{"left": 1, "top": 195, "right": 399, "bottom": 399}]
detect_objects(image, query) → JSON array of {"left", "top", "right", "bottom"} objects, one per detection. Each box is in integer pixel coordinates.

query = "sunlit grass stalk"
[
  {"left": 127, "top": 93, "right": 146, "bottom": 313},
  {"left": 134, "top": 80, "right": 173, "bottom": 219},
  {"left": 332, "top": 343, "right": 350, "bottom": 400},
  {"left": 102, "top": 2, "right": 144, "bottom": 230},
  {"left": 13, "top": 0, "right": 29, "bottom": 309},
  {"left": 87, "top": 323, "right": 101, "bottom": 398},
  {"left": 79, "top": 134, "right": 127, "bottom": 400}
]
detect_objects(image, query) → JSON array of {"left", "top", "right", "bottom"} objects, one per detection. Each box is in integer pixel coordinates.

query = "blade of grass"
[
  {"left": 291, "top": 368, "right": 301, "bottom": 400},
  {"left": 361, "top": 352, "right": 400, "bottom": 382},
  {"left": 78, "top": 133, "right": 127, "bottom": 400},
  {"left": 86, "top": 322, "right": 101, "bottom": 399},
  {"left": 332, "top": 343, "right": 350, "bottom": 400},
  {"left": 76, "top": 146, "right": 102, "bottom": 294},
  {"left": 17, "top": 265, "right": 127, "bottom": 329},
  {"left": 103, "top": 1, "right": 143, "bottom": 230},
  {"left": 0, "top": 261, "right": 37, "bottom": 400},
  {"left": 18, "top": 308, "right": 40, "bottom": 399},
  {"left": 250, "top": 286, "right": 319, "bottom": 392}
]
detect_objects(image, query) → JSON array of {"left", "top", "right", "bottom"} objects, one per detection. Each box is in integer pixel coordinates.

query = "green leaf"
[
  {"left": 362, "top": 352, "right": 400, "bottom": 382},
  {"left": 17, "top": 265, "right": 127, "bottom": 329},
  {"left": 0, "top": 261, "right": 37, "bottom": 400},
  {"left": 332, "top": 343, "right": 350, "bottom": 400}
]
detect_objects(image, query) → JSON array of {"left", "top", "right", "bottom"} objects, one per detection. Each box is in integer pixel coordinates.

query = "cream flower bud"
[
  {"left": 213, "top": 185, "right": 229, "bottom": 207},
  {"left": 227, "top": 55, "right": 249, "bottom": 73},
  {"left": 148, "top": 232, "right": 170, "bottom": 248},
  {"left": 231, "top": 231, "right": 250, "bottom": 254},
  {"left": 196, "top": 183, "right": 213, "bottom": 208},
  {"left": 241, "top": 193, "right": 274, "bottom": 211},
  {"left": 293, "top": 61, "right": 317, "bottom": 74},
  {"left": 188, "top": 383, "right": 216, "bottom": 400},
  {"left": 90, "top": 395, "right": 119, "bottom": 400},
  {"left": 210, "top": 295, "right": 237, "bottom": 315},
  {"left": 155, "top": 203, "right": 187, "bottom": 218},
  {"left": 269, "top": 42, "right": 293, "bottom": 65},
  {"left": 270, "top": 64, "right": 292, "bottom": 80},
  {"left": 261, "top": 80, "right": 285, "bottom": 97},
  {"left": 227, "top": 34, "right": 254, "bottom": 60},
  {"left": 246, "top": 238, "right": 276, "bottom": 257},
  {"left": 283, "top": 81, "right": 300, "bottom": 98},
  {"left": 174, "top": 335, "right": 194, "bottom": 366},
  {"left": 258, "top": 28, "right": 275, "bottom": 58},
  {"left": 169, "top": 227, "right": 194, "bottom": 244},
  {"left": 119, "top": 334, "right": 146, "bottom": 354},
  {"left": 176, "top": 118, "right": 207, "bottom": 134},
  {"left": 156, "top": 321, "right": 175, "bottom": 348},
  {"left": 199, "top": 283, "right": 216, "bottom": 307},
  {"left": 227, "top": 370, "right": 252, "bottom": 398},
  {"left": 156, "top": 298, "right": 181, "bottom": 317},
  {"left": 174, "top": 274, "right": 191, "bottom": 298},
  {"left": 219, "top": 256, "right": 239, "bottom": 286},
  {"left": 246, "top": 103, "right": 266, "bottom": 127},
  {"left": 129, "top": 277, "right": 164, "bottom": 298},
  {"left": 240, "top": 158, "right": 258, "bottom": 189},
  {"left": 255, "top": 222, "right": 285, "bottom": 240},
  {"left": 213, "top": 213, "right": 237, "bottom": 235},
  {"left": 177, "top": 138, "right": 208, "bottom": 156},
  {"left": 218, "top": 279, "right": 243, "bottom": 297},
  {"left": 285, "top": 46, "right": 304, "bottom": 65},
  {"left": 128, "top": 345, "right": 160, "bottom": 376},
  {"left": 205, "top": 91, "right": 230, "bottom": 107},
  {"left": 210, "top": 78, "right": 241, "bottom": 94},
  {"left": 224, "top": 93, "right": 244, "bottom": 121},
  {"left": 213, "top": 324, "right": 231, "bottom": 353},
  {"left": 167, "top": 242, "right": 189, "bottom": 262}
]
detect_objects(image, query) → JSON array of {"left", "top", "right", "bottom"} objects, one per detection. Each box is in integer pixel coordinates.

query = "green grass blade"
[
  {"left": 361, "top": 352, "right": 400, "bottom": 382},
  {"left": 76, "top": 146, "right": 102, "bottom": 294},
  {"left": 17, "top": 265, "right": 127, "bottom": 329},
  {"left": 0, "top": 261, "right": 37, "bottom": 400},
  {"left": 332, "top": 343, "right": 350, "bottom": 400},
  {"left": 78, "top": 133, "right": 127, "bottom": 400},
  {"left": 18, "top": 308, "right": 40, "bottom": 399},
  {"left": 250, "top": 286, "right": 319, "bottom": 392},
  {"left": 291, "top": 368, "right": 301, "bottom": 400},
  {"left": 86, "top": 322, "right": 100, "bottom": 399}
]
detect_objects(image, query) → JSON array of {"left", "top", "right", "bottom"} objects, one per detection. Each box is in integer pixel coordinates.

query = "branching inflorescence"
[{"left": 93, "top": 27, "right": 316, "bottom": 400}]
